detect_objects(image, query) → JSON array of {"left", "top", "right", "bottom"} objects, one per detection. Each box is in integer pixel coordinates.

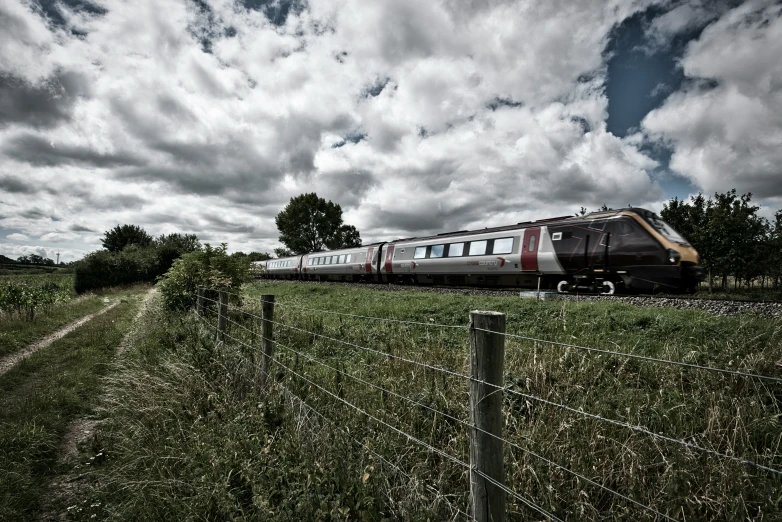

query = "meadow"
[{"left": 67, "top": 281, "right": 782, "bottom": 521}]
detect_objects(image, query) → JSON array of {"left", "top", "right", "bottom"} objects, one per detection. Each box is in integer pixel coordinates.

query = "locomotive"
[{"left": 256, "top": 208, "right": 705, "bottom": 294}]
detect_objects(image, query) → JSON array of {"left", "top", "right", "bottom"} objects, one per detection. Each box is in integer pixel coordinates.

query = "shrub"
[
  {"left": 73, "top": 236, "right": 202, "bottom": 294},
  {"left": 157, "top": 244, "right": 250, "bottom": 311},
  {"left": 74, "top": 246, "right": 159, "bottom": 294}
]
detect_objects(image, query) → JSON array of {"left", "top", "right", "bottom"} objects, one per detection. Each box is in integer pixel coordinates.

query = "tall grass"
[
  {"left": 75, "top": 283, "right": 782, "bottom": 521},
  {"left": 0, "top": 299, "right": 137, "bottom": 521}
]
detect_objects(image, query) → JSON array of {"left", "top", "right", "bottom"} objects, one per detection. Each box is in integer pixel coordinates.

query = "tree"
[
  {"left": 274, "top": 247, "right": 294, "bottom": 258},
  {"left": 661, "top": 190, "right": 770, "bottom": 290},
  {"left": 275, "top": 193, "right": 362, "bottom": 253},
  {"left": 155, "top": 233, "right": 201, "bottom": 273},
  {"left": 327, "top": 224, "right": 362, "bottom": 249},
  {"left": 102, "top": 224, "right": 153, "bottom": 252},
  {"left": 247, "top": 251, "right": 272, "bottom": 262}
]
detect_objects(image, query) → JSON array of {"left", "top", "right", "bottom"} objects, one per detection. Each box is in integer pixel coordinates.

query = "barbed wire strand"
[
  {"left": 222, "top": 304, "right": 782, "bottom": 477},
  {"left": 207, "top": 287, "right": 782, "bottom": 383},
  {"left": 197, "top": 314, "right": 473, "bottom": 521},
  {"left": 266, "top": 349, "right": 563, "bottom": 522},
  {"left": 216, "top": 322, "right": 558, "bottom": 522},
  {"left": 472, "top": 327, "right": 782, "bottom": 384},
  {"left": 245, "top": 326, "right": 676, "bottom": 522}
]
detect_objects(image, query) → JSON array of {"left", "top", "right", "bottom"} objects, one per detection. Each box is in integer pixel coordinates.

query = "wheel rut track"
[{"left": 0, "top": 301, "right": 120, "bottom": 378}]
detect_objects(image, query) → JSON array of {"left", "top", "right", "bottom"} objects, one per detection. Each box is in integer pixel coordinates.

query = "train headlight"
[{"left": 667, "top": 249, "right": 681, "bottom": 264}]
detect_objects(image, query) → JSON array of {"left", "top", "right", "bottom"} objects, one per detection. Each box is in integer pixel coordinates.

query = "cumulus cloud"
[
  {"left": 643, "top": 0, "right": 782, "bottom": 199},
  {"left": 0, "top": 0, "right": 672, "bottom": 258}
]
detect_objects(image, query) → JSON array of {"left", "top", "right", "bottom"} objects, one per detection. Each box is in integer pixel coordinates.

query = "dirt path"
[
  {"left": 117, "top": 287, "right": 158, "bottom": 355},
  {"left": 36, "top": 287, "right": 158, "bottom": 521},
  {"left": 0, "top": 300, "right": 120, "bottom": 378}
]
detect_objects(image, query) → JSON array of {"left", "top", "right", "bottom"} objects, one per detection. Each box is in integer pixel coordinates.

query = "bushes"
[
  {"left": 74, "top": 246, "right": 160, "bottom": 294},
  {"left": 73, "top": 234, "right": 202, "bottom": 294},
  {"left": 157, "top": 244, "right": 250, "bottom": 311},
  {"left": 0, "top": 276, "right": 72, "bottom": 320}
]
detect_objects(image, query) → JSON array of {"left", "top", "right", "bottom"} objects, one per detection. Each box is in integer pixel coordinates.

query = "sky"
[{"left": 1, "top": 0, "right": 781, "bottom": 262}]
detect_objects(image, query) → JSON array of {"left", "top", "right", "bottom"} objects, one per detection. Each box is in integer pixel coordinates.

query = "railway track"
[{"left": 254, "top": 279, "right": 782, "bottom": 318}]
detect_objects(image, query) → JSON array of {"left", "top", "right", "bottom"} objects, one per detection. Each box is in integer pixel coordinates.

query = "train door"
[
  {"left": 301, "top": 255, "right": 309, "bottom": 275},
  {"left": 521, "top": 227, "right": 540, "bottom": 271},
  {"left": 365, "top": 247, "right": 374, "bottom": 273},
  {"left": 384, "top": 245, "right": 395, "bottom": 281}
]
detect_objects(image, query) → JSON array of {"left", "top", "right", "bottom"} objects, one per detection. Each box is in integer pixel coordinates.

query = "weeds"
[{"left": 74, "top": 282, "right": 782, "bottom": 521}]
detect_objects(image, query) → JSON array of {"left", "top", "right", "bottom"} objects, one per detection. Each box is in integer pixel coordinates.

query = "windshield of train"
[{"left": 644, "top": 214, "right": 690, "bottom": 245}]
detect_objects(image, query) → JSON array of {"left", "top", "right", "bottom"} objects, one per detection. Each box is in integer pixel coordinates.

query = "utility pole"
[{"left": 56, "top": 252, "right": 60, "bottom": 264}]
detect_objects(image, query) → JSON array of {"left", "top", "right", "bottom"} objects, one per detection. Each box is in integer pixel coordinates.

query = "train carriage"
[
  {"left": 302, "top": 245, "right": 377, "bottom": 282},
  {"left": 263, "top": 255, "right": 301, "bottom": 279}
]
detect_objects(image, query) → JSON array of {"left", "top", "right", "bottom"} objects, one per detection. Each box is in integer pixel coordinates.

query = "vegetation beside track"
[
  {"left": 0, "top": 294, "right": 141, "bottom": 521},
  {"left": 66, "top": 281, "right": 782, "bottom": 521}
]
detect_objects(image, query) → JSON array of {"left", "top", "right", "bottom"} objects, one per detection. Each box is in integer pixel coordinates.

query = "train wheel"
[
  {"left": 556, "top": 280, "right": 570, "bottom": 293},
  {"left": 600, "top": 281, "right": 616, "bottom": 295}
]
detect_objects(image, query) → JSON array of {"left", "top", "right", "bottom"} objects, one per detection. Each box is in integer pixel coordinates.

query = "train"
[{"left": 255, "top": 208, "right": 705, "bottom": 294}]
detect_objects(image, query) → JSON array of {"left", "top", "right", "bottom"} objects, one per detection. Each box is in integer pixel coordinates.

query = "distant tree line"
[
  {"left": 74, "top": 225, "right": 203, "bottom": 293},
  {"left": 661, "top": 190, "right": 782, "bottom": 290}
]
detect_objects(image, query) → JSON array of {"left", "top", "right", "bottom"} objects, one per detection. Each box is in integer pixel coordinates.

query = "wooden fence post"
[
  {"left": 260, "top": 295, "right": 275, "bottom": 389},
  {"left": 469, "top": 310, "right": 506, "bottom": 522},
  {"left": 196, "top": 285, "right": 204, "bottom": 315},
  {"left": 217, "top": 290, "right": 228, "bottom": 343}
]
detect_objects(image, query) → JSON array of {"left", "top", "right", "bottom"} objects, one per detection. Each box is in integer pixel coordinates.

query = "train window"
[
  {"left": 528, "top": 235, "right": 537, "bottom": 252},
  {"left": 449, "top": 243, "right": 464, "bottom": 257},
  {"left": 331, "top": 256, "right": 338, "bottom": 264},
  {"left": 493, "top": 237, "right": 513, "bottom": 254},
  {"left": 414, "top": 247, "right": 427, "bottom": 259},
  {"left": 346, "top": 254, "right": 351, "bottom": 263},
  {"left": 339, "top": 255, "right": 346, "bottom": 264},
  {"left": 469, "top": 241, "right": 487, "bottom": 256},
  {"left": 430, "top": 245, "right": 444, "bottom": 258},
  {"left": 617, "top": 221, "right": 634, "bottom": 236}
]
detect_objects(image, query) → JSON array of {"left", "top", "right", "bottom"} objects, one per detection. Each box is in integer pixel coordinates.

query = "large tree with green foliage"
[
  {"left": 101, "top": 224, "right": 153, "bottom": 252},
  {"left": 661, "top": 190, "right": 772, "bottom": 289},
  {"left": 275, "top": 193, "right": 362, "bottom": 254}
]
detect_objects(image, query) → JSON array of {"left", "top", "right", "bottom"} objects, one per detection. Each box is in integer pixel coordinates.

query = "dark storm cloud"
[
  {"left": 369, "top": 210, "right": 446, "bottom": 234},
  {"left": 87, "top": 193, "right": 147, "bottom": 210},
  {"left": 3, "top": 133, "right": 144, "bottom": 168},
  {"left": 69, "top": 224, "right": 96, "bottom": 232},
  {"left": 21, "top": 208, "right": 48, "bottom": 219},
  {"left": 486, "top": 97, "right": 523, "bottom": 111},
  {"left": 202, "top": 212, "right": 256, "bottom": 234},
  {"left": 0, "top": 174, "right": 36, "bottom": 194},
  {"left": 0, "top": 71, "right": 89, "bottom": 129}
]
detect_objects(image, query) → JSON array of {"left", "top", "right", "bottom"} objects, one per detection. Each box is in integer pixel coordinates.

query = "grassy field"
[
  {"left": 0, "top": 291, "right": 143, "bottom": 521},
  {"left": 63, "top": 281, "right": 782, "bottom": 521}
]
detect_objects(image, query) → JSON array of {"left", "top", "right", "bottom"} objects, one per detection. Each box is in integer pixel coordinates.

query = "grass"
[
  {"left": 68, "top": 282, "right": 782, "bottom": 521},
  {"left": 0, "top": 283, "right": 149, "bottom": 359},
  {"left": 0, "top": 295, "right": 140, "bottom": 522}
]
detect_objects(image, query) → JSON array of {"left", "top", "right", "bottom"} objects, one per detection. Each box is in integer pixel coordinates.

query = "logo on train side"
[
  {"left": 466, "top": 257, "right": 506, "bottom": 267},
  {"left": 398, "top": 261, "right": 418, "bottom": 269}
]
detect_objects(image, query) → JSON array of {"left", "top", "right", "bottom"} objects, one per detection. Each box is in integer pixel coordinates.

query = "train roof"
[{"left": 385, "top": 208, "right": 653, "bottom": 244}]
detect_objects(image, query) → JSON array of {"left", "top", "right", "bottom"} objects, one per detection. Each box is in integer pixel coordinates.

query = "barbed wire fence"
[{"left": 194, "top": 286, "right": 782, "bottom": 522}]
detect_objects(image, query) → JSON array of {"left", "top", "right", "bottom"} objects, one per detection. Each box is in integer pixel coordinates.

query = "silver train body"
[{"left": 255, "top": 209, "right": 705, "bottom": 294}]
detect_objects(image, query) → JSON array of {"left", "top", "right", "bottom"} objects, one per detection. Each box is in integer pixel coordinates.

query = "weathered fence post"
[
  {"left": 216, "top": 290, "right": 228, "bottom": 343},
  {"left": 469, "top": 310, "right": 506, "bottom": 522},
  {"left": 260, "top": 295, "right": 275, "bottom": 389},
  {"left": 196, "top": 285, "right": 204, "bottom": 315}
]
